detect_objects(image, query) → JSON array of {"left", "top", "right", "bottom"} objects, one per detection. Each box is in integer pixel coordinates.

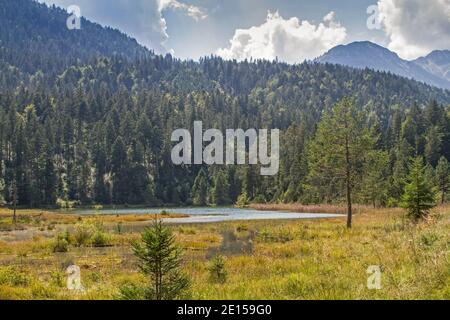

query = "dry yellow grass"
[
  {"left": 249, "top": 203, "right": 371, "bottom": 214},
  {"left": 0, "top": 205, "right": 448, "bottom": 300},
  {"left": 0, "top": 208, "right": 188, "bottom": 227}
]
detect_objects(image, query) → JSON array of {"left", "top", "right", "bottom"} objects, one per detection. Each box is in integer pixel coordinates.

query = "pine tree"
[
  {"left": 425, "top": 126, "right": 443, "bottom": 167},
  {"left": 42, "top": 143, "right": 57, "bottom": 205},
  {"left": 400, "top": 157, "right": 437, "bottom": 221},
  {"left": 93, "top": 142, "right": 108, "bottom": 204},
  {"left": 388, "top": 139, "right": 413, "bottom": 203},
  {"left": 308, "top": 97, "right": 376, "bottom": 228},
  {"left": 211, "top": 171, "right": 231, "bottom": 206},
  {"left": 236, "top": 191, "right": 249, "bottom": 207},
  {"left": 111, "top": 137, "right": 128, "bottom": 204},
  {"left": 130, "top": 220, "right": 190, "bottom": 300},
  {"left": 208, "top": 255, "right": 227, "bottom": 284},
  {"left": 359, "top": 150, "right": 389, "bottom": 207},
  {"left": 1, "top": 2, "right": 450, "bottom": 212},
  {"left": 0, "top": 176, "right": 5, "bottom": 206},
  {"left": 436, "top": 156, "right": 450, "bottom": 204},
  {"left": 191, "top": 169, "right": 208, "bottom": 206},
  {"left": 76, "top": 142, "right": 92, "bottom": 205}
]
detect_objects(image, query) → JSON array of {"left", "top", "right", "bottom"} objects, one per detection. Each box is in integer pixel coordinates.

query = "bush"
[
  {"left": 50, "top": 271, "right": 65, "bottom": 287},
  {"left": 420, "top": 232, "right": 440, "bottom": 247},
  {"left": 284, "top": 274, "right": 308, "bottom": 298},
  {"left": 56, "top": 198, "right": 80, "bottom": 209},
  {"left": 73, "top": 222, "right": 95, "bottom": 247},
  {"left": 91, "top": 231, "right": 110, "bottom": 247},
  {"left": 178, "top": 226, "right": 196, "bottom": 235},
  {"left": 53, "top": 235, "right": 69, "bottom": 253},
  {"left": 88, "top": 272, "right": 102, "bottom": 283},
  {"left": 236, "top": 192, "right": 249, "bottom": 207},
  {"left": 258, "top": 228, "right": 294, "bottom": 243},
  {"left": 116, "top": 222, "right": 123, "bottom": 234},
  {"left": 236, "top": 224, "right": 248, "bottom": 232},
  {"left": 119, "top": 282, "right": 146, "bottom": 300},
  {"left": 208, "top": 255, "right": 227, "bottom": 284},
  {"left": 47, "top": 222, "right": 56, "bottom": 231},
  {"left": 0, "top": 267, "right": 30, "bottom": 286},
  {"left": 93, "top": 204, "right": 103, "bottom": 210},
  {"left": 252, "top": 195, "right": 266, "bottom": 204},
  {"left": 72, "top": 222, "right": 111, "bottom": 247}
]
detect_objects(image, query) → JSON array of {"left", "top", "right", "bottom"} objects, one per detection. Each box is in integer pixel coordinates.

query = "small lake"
[{"left": 71, "top": 207, "right": 344, "bottom": 224}]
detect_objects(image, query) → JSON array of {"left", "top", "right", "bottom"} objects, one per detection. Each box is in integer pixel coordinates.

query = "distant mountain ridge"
[
  {"left": 0, "top": 0, "right": 449, "bottom": 106},
  {"left": 316, "top": 41, "right": 450, "bottom": 90}
]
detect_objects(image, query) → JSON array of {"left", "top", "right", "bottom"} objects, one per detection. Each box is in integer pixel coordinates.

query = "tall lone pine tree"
[{"left": 308, "top": 97, "right": 376, "bottom": 228}]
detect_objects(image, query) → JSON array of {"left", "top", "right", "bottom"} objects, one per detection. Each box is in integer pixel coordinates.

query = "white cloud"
[
  {"left": 377, "top": 0, "right": 450, "bottom": 60},
  {"left": 159, "top": 0, "right": 207, "bottom": 21},
  {"left": 40, "top": 0, "right": 206, "bottom": 54},
  {"left": 217, "top": 11, "right": 347, "bottom": 63}
]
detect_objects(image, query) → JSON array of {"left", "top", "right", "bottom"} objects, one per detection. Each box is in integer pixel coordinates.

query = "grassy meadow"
[{"left": 0, "top": 205, "right": 448, "bottom": 300}]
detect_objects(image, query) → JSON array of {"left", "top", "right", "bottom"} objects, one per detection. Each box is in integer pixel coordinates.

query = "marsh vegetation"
[{"left": 0, "top": 205, "right": 448, "bottom": 300}]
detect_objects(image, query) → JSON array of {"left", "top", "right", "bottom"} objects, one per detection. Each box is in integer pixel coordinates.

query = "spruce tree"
[
  {"left": 129, "top": 220, "right": 190, "bottom": 300},
  {"left": 436, "top": 156, "right": 450, "bottom": 204},
  {"left": 360, "top": 150, "right": 389, "bottom": 207},
  {"left": 211, "top": 171, "right": 231, "bottom": 206},
  {"left": 400, "top": 157, "right": 437, "bottom": 221},
  {"left": 191, "top": 169, "right": 208, "bottom": 206},
  {"left": 111, "top": 137, "right": 128, "bottom": 204},
  {"left": 0, "top": 176, "right": 5, "bottom": 206},
  {"left": 425, "top": 126, "right": 443, "bottom": 167}
]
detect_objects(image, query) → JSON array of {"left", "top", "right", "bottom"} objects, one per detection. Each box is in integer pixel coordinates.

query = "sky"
[{"left": 40, "top": 0, "right": 450, "bottom": 62}]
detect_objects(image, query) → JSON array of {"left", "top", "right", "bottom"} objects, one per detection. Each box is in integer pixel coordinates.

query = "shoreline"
[{"left": 248, "top": 203, "right": 372, "bottom": 214}]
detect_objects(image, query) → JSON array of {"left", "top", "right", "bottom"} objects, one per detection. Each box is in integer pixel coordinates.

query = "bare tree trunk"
[
  {"left": 346, "top": 178, "right": 352, "bottom": 228},
  {"left": 12, "top": 178, "right": 17, "bottom": 224},
  {"left": 345, "top": 137, "right": 352, "bottom": 229}
]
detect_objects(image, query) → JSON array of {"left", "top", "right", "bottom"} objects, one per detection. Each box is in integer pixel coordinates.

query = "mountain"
[
  {"left": 316, "top": 41, "right": 450, "bottom": 90},
  {"left": 0, "top": 0, "right": 448, "bottom": 104},
  {"left": 0, "top": 0, "right": 150, "bottom": 76},
  {"left": 414, "top": 50, "right": 450, "bottom": 84},
  {"left": 0, "top": 1, "right": 448, "bottom": 104},
  {"left": 0, "top": 0, "right": 450, "bottom": 208}
]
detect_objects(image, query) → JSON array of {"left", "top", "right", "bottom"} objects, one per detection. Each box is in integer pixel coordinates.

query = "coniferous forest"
[
  {"left": 1, "top": 0, "right": 450, "bottom": 302},
  {"left": 1, "top": 0, "right": 450, "bottom": 209}
]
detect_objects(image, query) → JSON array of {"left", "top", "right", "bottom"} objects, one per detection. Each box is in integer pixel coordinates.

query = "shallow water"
[{"left": 70, "top": 207, "right": 344, "bottom": 224}]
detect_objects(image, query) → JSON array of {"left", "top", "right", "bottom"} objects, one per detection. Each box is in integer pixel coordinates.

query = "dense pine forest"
[{"left": 1, "top": 0, "right": 450, "bottom": 208}]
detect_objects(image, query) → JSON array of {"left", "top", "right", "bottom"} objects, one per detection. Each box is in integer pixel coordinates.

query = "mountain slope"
[
  {"left": 0, "top": 0, "right": 449, "bottom": 107},
  {"left": 414, "top": 50, "right": 450, "bottom": 84},
  {"left": 316, "top": 41, "right": 450, "bottom": 90},
  {"left": 0, "top": 0, "right": 449, "bottom": 208},
  {"left": 0, "top": 0, "right": 150, "bottom": 76}
]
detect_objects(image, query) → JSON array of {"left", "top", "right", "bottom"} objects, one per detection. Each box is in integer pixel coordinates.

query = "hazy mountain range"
[
  {"left": 317, "top": 41, "right": 450, "bottom": 90},
  {"left": 1, "top": 0, "right": 449, "bottom": 100}
]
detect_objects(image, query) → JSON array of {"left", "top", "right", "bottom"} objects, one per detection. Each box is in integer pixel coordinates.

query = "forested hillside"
[
  {"left": 0, "top": 0, "right": 450, "bottom": 208},
  {"left": 0, "top": 0, "right": 149, "bottom": 86}
]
